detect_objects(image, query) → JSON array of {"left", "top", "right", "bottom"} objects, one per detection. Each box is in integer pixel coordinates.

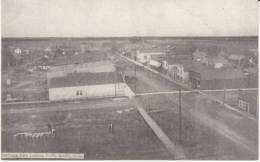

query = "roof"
[
  {"left": 228, "top": 54, "right": 245, "bottom": 60},
  {"left": 49, "top": 72, "right": 123, "bottom": 88},
  {"left": 167, "top": 47, "right": 192, "bottom": 56},
  {"left": 244, "top": 67, "right": 258, "bottom": 74},
  {"left": 207, "top": 56, "right": 230, "bottom": 66},
  {"left": 137, "top": 49, "right": 165, "bottom": 56},
  {"left": 192, "top": 49, "right": 207, "bottom": 58},
  {"left": 49, "top": 60, "right": 115, "bottom": 73},
  {"left": 190, "top": 63, "right": 246, "bottom": 80},
  {"left": 165, "top": 56, "right": 192, "bottom": 65}
]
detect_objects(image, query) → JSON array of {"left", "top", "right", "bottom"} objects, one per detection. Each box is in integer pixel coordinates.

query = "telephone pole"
[
  {"left": 134, "top": 65, "right": 137, "bottom": 92},
  {"left": 179, "top": 88, "right": 182, "bottom": 142}
]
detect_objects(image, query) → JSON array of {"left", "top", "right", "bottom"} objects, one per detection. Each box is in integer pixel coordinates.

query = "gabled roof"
[{"left": 49, "top": 72, "right": 123, "bottom": 88}]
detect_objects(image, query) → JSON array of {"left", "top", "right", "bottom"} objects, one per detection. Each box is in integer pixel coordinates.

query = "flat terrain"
[
  {"left": 2, "top": 98, "right": 172, "bottom": 159},
  {"left": 2, "top": 37, "right": 258, "bottom": 160}
]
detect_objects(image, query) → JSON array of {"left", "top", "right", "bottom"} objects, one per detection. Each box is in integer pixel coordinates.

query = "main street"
[{"left": 120, "top": 56, "right": 258, "bottom": 159}]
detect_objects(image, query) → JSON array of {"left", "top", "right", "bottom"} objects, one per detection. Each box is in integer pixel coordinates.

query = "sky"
[{"left": 1, "top": 0, "right": 259, "bottom": 37}]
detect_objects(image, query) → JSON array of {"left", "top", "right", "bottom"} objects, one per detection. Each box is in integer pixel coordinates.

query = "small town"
[
  {"left": 2, "top": 37, "right": 258, "bottom": 160},
  {"left": 1, "top": 0, "right": 258, "bottom": 160}
]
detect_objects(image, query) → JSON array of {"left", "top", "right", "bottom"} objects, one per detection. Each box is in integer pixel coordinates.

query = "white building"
[
  {"left": 162, "top": 58, "right": 191, "bottom": 82},
  {"left": 135, "top": 50, "right": 165, "bottom": 65},
  {"left": 14, "top": 48, "right": 22, "bottom": 55},
  {"left": 48, "top": 61, "right": 134, "bottom": 101},
  {"left": 48, "top": 72, "right": 133, "bottom": 101}
]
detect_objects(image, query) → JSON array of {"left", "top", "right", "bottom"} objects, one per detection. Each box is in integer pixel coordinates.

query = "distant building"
[
  {"left": 238, "top": 90, "right": 258, "bottom": 117},
  {"left": 135, "top": 49, "right": 165, "bottom": 65},
  {"left": 14, "top": 48, "right": 22, "bottom": 55},
  {"left": 207, "top": 55, "right": 231, "bottom": 69},
  {"left": 228, "top": 54, "right": 245, "bottom": 67},
  {"left": 189, "top": 63, "right": 246, "bottom": 89},
  {"left": 243, "top": 67, "right": 258, "bottom": 88},
  {"left": 162, "top": 57, "right": 192, "bottom": 83},
  {"left": 192, "top": 49, "right": 208, "bottom": 63}
]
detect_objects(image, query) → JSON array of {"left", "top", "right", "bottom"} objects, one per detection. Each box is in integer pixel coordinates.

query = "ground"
[{"left": 2, "top": 98, "right": 172, "bottom": 160}]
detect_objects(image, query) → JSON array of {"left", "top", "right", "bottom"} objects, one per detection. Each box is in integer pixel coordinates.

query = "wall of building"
[{"left": 49, "top": 83, "right": 127, "bottom": 101}]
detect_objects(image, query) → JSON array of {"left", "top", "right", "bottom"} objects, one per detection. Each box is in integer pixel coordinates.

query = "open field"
[{"left": 2, "top": 98, "right": 172, "bottom": 159}]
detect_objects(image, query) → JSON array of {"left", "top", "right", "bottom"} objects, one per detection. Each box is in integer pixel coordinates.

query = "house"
[
  {"left": 207, "top": 55, "right": 231, "bottom": 68},
  {"left": 48, "top": 72, "right": 131, "bottom": 101},
  {"left": 189, "top": 63, "right": 246, "bottom": 89},
  {"left": 162, "top": 56, "right": 192, "bottom": 83},
  {"left": 14, "top": 48, "right": 22, "bottom": 55},
  {"left": 135, "top": 49, "right": 165, "bottom": 64},
  {"left": 228, "top": 54, "right": 245, "bottom": 67},
  {"left": 192, "top": 49, "right": 208, "bottom": 63},
  {"left": 238, "top": 90, "right": 258, "bottom": 117}
]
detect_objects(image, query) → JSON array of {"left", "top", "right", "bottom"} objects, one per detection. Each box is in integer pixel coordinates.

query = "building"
[
  {"left": 192, "top": 49, "right": 208, "bottom": 63},
  {"left": 48, "top": 72, "right": 132, "bottom": 101},
  {"left": 14, "top": 48, "right": 22, "bottom": 55},
  {"left": 228, "top": 54, "right": 245, "bottom": 67},
  {"left": 47, "top": 61, "right": 134, "bottom": 101},
  {"left": 207, "top": 55, "right": 231, "bottom": 68},
  {"left": 162, "top": 57, "right": 192, "bottom": 83},
  {"left": 238, "top": 90, "right": 258, "bottom": 117},
  {"left": 243, "top": 67, "right": 258, "bottom": 88},
  {"left": 135, "top": 49, "right": 165, "bottom": 65},
  {"left": 189, "top": 63, "right": 246, "bottom": 89}
]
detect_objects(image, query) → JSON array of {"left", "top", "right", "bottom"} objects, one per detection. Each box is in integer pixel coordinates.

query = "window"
[
  {"left": 239, "top": 100, "right": 249, "bottom": 112},
  {"left": 76, "top": 90, "right": 83, "bottom": 96}
]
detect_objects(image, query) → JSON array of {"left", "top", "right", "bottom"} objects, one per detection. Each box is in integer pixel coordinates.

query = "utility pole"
[
  {"left": 179, "top": 88, "right": 182, "bottom": 143},
  {"left": 134, "top": 65, "right": 137, "bottom": 92},
  {"left": 223, "top": 78, "right": 226, "bottom": 105}
]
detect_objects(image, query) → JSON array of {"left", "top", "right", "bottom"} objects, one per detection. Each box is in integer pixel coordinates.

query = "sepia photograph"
[{"left": 1, "top": 0, "right": 259, "bottom": 160}]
